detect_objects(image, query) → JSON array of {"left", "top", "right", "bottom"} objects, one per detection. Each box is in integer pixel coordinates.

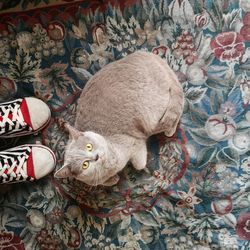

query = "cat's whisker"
[
  {"left": 91, "top": 167, "right": 99, "bottom": 190},
  {"left": 96, "top": 167, "right": 101, "bottom": 187}
]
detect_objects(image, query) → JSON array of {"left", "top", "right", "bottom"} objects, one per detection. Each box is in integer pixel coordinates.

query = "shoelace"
[
  {"left": 0, "top": 146, "right": 33, "bottom": 183},
  {"left": 0, "top": 99, "right": 31, "bottom": 136}
]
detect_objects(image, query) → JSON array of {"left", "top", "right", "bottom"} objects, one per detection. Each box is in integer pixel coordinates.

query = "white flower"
[
  {"left": 215, "top": 164, "right": 227, "bottom": 173},
  {"left": 27, "top": 209, "right": 46, "bottom": 231},
  {"left": 242, "top": 157, "right": 250, "bottom": 173},
  {"left": 16, "top": 32, "right": 33, "bottom": 51},
  {"left": 186, "top": 64, "right": 207, "bottom": 85},
  {"left": 43, "top": 185, "right": 55, "bottom": 199},
  {"left": 205, "top": 114, "right": 236, "bottom": 141},
  {"left": 67, "top": 205, "right": 81, "bottom": 218},
  {"left": 228, "top": 132, "right": 250, "bottom": 155},
  {"left": 240, "top": 0, "right": 250, "bottom": 11}
]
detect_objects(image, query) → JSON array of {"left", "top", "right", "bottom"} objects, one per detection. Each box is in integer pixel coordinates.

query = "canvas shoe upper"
[
  {"left": 0, "top": 97, "right": 51, "bottom": 138},
  {"left": 0, "top": 144, "right": 56, "bottom": 184}
]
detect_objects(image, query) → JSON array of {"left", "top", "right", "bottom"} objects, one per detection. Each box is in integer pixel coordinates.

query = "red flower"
[
  {"left": 152, "top": 46, "right": 168, "bottom": 57},
  {"left": 240, "top": 25, "right": 250, "bottom": 42},
  {"left": 210, "top": 31, "right": 245, "bottom": 62},
  {"left": 47, "top": 21, "right": 65, "bottom": 41},
  {"left": 0, "top": 231, "right": 25, "bottom": 250},
  {"left": 236, "top": 213, "right": 250, "bottom": 240},
  {"left": 67, "top": 227, "right": 81, "bottom": 249},
  {"left": 243, "top": 12, "right": 250, "bottom": 25}
]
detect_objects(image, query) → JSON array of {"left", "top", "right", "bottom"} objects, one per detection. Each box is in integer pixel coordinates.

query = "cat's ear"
[
  {"left": 65, "top": 123, "right": 82, "bottom": 140},
  {"left": 54, "top": 164, "right": 72, "bottom": 178}
]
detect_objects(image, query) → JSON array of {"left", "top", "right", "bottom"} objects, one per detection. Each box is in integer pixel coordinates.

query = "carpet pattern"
[{"left": 0, "top": 0, "right": 250, "bottom": 249}]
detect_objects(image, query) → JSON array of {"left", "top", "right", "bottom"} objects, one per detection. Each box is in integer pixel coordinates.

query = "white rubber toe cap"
[
  {"left": 32, "top": 145, "right": 56, "bottom": 179},
  {"left": 25, "top": 97, "right": 51, "bottom": 131}
]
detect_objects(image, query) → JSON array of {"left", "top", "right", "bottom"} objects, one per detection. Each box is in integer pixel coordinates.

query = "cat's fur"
[{"left": 54, "top": 51, "right": 184, "bottom": 186}]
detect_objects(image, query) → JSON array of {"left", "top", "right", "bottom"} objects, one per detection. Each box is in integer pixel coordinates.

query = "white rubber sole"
[
  {"left": 0, "top": 144, "right": 56, "bottom": 185},
  {"left": 0, "top": 112, "right": 51, "bottom": 138}
]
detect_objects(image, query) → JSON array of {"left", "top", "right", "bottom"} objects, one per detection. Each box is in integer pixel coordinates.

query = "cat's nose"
[{"left": 94, "top": 154, "right": 99, "bottom": 161}]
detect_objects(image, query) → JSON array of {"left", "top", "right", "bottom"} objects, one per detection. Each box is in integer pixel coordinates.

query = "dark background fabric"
[{"left": 0, "top": 0, "right": 250, "bottom": 249}]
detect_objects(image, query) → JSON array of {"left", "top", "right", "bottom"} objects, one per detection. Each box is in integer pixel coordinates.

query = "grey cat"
[{"left": 54, "top": 51, "right": 184, "bottom": 186}]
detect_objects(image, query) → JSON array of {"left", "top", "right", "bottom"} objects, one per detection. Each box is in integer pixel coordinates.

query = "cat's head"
[{"left": 54, "top": 124, "right": 109, "bottom": 185}]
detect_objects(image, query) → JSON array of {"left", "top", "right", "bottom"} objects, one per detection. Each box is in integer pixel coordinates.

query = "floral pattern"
[{"left": 0, "top": 0, "right": 249, "bottom": 249}]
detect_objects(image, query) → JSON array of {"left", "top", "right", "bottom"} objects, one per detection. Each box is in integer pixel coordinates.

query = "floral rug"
[{"left": 0, "top": 0, "right": 250, "bottom": 249}]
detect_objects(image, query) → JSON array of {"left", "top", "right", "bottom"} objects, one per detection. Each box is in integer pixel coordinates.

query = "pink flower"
[
  {"left": 240, "top": 25, "right": 250, "bottom": 42},
  {"left": 67, "top": 227, "right": 82, "bottom": 249},
  {"left": 176, "top": 186, "right": 202, "bottom": 210},
  {"left": 210, "top": 31, "right": 245, "bottom": 62},
  {"left": 194, "top": 11, "right": 210, "bottom": 28},
  {"left": 236, "top": 213, "right": 250, "bottom": 240},
  {"left": 46, "top": 207, "right": 64, "bottom": 224},
  {"left": 47, "top": 21, "right": 65, "bottom": 41},
  {"left": 211, "top": 196, "right": 233, "bottom": 215},
  {"left": 0, "top": 231, "right": 25, "bottom": 250},
  {"left": 219, "top": 101, "right": 236, "bottom": 116},
  {"left": 152, "top": 46, "right": 168, "bottom": 57}
]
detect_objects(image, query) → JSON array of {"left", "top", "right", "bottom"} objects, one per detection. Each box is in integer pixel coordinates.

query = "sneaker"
[
  {"left": 0, "top": 97, "right": 51, "bottom": 138},
  {"left": 0, "top": 144, "right": 56, "bottom": 184}
]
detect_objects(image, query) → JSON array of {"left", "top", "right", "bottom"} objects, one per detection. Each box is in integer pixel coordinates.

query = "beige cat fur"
[{"left": 54, "top": 51, "right": 184, "bottom": 186}]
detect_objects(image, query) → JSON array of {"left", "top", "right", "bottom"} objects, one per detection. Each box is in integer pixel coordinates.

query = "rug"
[{"left": 0, "top": 0, "right": 250, "bottom": 249}]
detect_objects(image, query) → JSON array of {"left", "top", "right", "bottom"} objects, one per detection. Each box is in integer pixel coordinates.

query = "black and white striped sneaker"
[
  {"left": 0, "top": 97, "right": 51, "bottom": 138},
  {"left": 0, "top": 145, "right": 56, "bottom": 184}
]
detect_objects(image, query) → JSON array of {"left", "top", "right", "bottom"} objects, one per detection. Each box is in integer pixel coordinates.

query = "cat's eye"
[
  {"left": 82, "top": 161, "right": 89, "bottom": 169},
  {"left": 86, "top": 143, "right": 93, "bottom": 152}
]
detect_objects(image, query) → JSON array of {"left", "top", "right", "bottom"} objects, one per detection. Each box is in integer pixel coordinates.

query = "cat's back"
[{"left": 75, "top": 51, "right": 183, "bottom": 138}]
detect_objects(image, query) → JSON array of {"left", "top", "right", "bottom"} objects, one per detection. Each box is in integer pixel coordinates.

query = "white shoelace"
[
  {"left": 0, "top": 146, "right": 33, "bottom": 183},
  {"left": 0, "top": 99, "right": 31, "bottom": 136}
]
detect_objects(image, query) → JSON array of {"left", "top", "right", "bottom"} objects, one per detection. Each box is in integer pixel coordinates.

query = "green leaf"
[
  {"left": 236, "top": 121, "right": 250, "bottom": 132},
  {"left": 25, "top": 192, "right": 45, "bottom": 208},
  {"left": 197, "top": 147, "right": 218, "bottom": 167},
  {"left": 185, "top": 87, "right": 207, "bottom": 104},
  {"left": 121, "top": 216, "right": 131, "bottom": 229},
  {"left": 189, "top": 105, "right": 209, "bottom": 127},
  {"left": 216, "top": 147, "right": 239, "bottom": 167},
  {"left": 188, "top": 128, "right": 217, "bottom": 146},
  {"left": 239, "top": 59, "right": 250, "bottom": 71},
  {"left": 34, "top": 0, "right": 41, "bottom": 6},
  {"left": 210, "top": 90, "right": 224, "bottom": 114},
  {"left": 133, "top": 211, "right": 159, "bottom": 227},
  {"left": 6, "top": 219, "right": 26, "bottom": 228},
  {"left": 7, "top": 48, "right": 41, "bottom": 84},
  {"left": 206, "top": 78, "right": 228, "bottom": 90},
  {"left": 186, "top": 215, "right": 219, "bottom": 243},
  {"left": 0, "top": 204, "right": 27, "bottom": 222},
  {"left": 105, "top": 220, "right": 121, "bottom": 240}
]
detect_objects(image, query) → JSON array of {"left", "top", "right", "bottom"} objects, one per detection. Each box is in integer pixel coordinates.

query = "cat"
[{"left": 54, "top": 51, "right": 184, "bottom": 186}]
